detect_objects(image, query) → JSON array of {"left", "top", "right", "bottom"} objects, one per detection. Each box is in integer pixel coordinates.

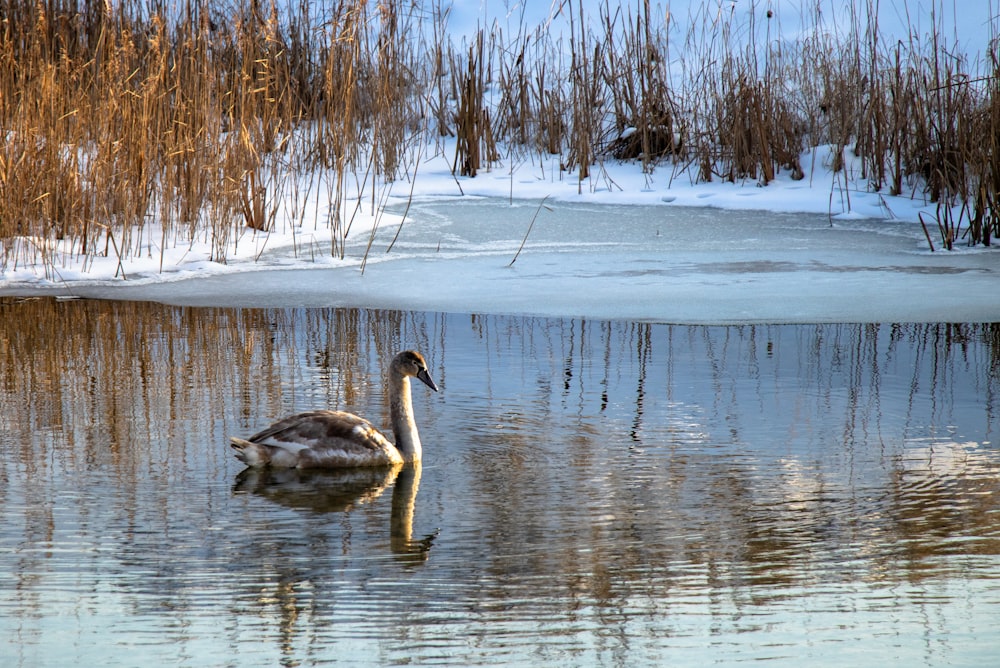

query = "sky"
[{"left": 445, "top": 0, "right": 994, "bottom": 56}]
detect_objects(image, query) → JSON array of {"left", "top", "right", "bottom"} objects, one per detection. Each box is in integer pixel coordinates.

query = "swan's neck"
[{"left": 389, "top": 374, "right": 422, "bottom": 462}]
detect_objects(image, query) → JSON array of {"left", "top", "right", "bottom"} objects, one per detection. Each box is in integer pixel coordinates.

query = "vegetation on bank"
[{"left": 1, "top": 0, "right": 997, "bottom": 276}]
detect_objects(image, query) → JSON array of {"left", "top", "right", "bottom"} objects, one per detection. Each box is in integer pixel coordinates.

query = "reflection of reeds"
[
  {"left": 1, "top": 0, "right": 998, "bottom": 275},
  {"left": 4, "top": 299, "right": 1000, "bottom": 594},
  {"left": 0, "top": 298, "right": 437, "bottom": 472}
]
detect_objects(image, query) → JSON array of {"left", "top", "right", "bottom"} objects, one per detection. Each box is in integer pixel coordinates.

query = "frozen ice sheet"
[{"left": 9, "top": 199, "right": 998, "bottom": 324}]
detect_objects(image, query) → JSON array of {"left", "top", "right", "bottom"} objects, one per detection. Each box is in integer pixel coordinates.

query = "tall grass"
[{"left": 1, "top": 0, "right": 997, "bottom": 277}]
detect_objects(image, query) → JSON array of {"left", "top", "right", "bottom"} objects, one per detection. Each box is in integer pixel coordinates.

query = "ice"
[{"left": 10, "top": 196, "right": 997, "bottom": 324}]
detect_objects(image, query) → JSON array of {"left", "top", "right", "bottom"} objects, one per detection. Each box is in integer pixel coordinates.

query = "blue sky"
[{"left": 442, "top": 0, "right": 993, "bottom": 57}]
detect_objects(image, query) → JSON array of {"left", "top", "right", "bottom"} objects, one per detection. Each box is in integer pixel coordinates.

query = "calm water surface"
[{"left": 1, "top": 298, "right": 999, "bottom": 666}]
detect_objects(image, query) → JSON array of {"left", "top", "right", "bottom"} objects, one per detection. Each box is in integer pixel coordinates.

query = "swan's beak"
[{"left": 416, "top": 368, "right": 439, "bottom": 392}]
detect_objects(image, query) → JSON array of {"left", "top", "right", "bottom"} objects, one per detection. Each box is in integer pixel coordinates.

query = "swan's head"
[{"left": 394, "top": 350, "right": 439, "bottom": 392}]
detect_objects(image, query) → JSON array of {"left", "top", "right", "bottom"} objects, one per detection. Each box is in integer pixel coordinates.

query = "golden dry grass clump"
[{"left": 1, "top": 0, "right": 996, "bottom": 276}]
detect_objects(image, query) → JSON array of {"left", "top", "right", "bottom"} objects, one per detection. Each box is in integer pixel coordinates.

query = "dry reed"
[{"left": 1, "top": 0, "right": 997, "bottom": 278}]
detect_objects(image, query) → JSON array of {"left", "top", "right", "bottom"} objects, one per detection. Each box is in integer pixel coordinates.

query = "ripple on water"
[{"left": 3, "top": 306, "right": 1000, "bottom": 666}]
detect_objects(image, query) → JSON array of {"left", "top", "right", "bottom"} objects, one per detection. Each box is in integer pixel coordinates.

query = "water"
[{"left": 2, "top": 298, "right": 999, "bottom": 666}]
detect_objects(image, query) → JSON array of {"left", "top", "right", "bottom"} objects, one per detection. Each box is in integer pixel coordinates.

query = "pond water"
[{"left": 2, "top": 297, "right": 1000, "bottom": 666}]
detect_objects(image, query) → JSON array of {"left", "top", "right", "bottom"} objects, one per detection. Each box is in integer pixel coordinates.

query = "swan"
[{"left": 230, "top": 350, "right": 438, "bottom": 468}]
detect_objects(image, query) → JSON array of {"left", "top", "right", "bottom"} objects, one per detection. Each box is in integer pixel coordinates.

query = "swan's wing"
[
  {"left": 247, "top": 410, "right": 391, "bottom": 452},
  {"left": 242, "top": 410, "right": 402, "bottom": 467}
]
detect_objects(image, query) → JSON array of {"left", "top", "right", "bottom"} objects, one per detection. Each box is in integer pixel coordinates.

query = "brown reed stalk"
[
  {"left": 321, "top": 0, "right": 365, "bottom": 259},
  {"left": 601, "top": 0, "right": 678, "bottom": 172},
  {"left": 974, "top": 47, "right": 1000, "bottom": 245},
  {"left": 508, "top": 196, "right": 552, "bottom": 266},
  {"left": 565, "top": 0, "right": 602, "bottom": 184},
  {"left": 453, "top": 30, "right": 497, "bottom": 177},
  {"left": 372, "top": 0, "right": 412, "bottom": 180},
  {"left": 428, "top": 1, "right": 453, "bottom": 141}
]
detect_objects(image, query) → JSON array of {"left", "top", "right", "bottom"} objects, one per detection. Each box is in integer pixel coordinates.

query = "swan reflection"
[{"left": 234, "top": 463, "right": 435, "bottom": 562}]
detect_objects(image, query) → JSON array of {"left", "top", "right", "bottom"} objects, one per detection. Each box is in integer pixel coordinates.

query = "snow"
[{"left": 1, "top": 1, "right": 998, "bottom": 324}]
